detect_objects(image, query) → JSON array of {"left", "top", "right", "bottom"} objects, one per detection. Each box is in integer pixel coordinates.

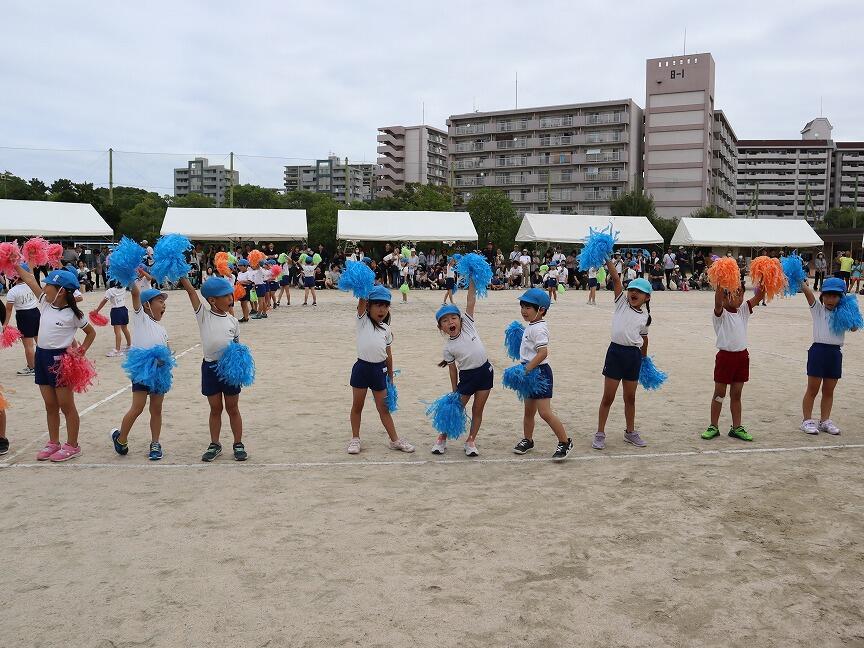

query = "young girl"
[
  {"left": 593, "top": 260, "right": 651, "bottom": 450},
  {"left": 703, "top": 283, "right": 763, "bottom": 441},
  {"left": 587, "top": 266, "right": 598, "bottom": 305},
  {"left": 852, "top": 259, "right": 862, "bottom": 294},
  {"left": 110, "top": 279, "right": 170, "bottom": 460},
  {"left": 543, "top": 262, "right": 559, "bottom": 302},
  {"left": 441, "top": 257, "right": 456, "bottom": 305},
  {"left": 348, "top": 285, "right": 414, "bottom": 455},
  {"left": 400, "top": 260, "right": 410, "bottom": 303},
  {"left": 511, "top": 288, "right": 572, "bottom": 460},
  {"left": 276, "top": 256, "right": 292, "bottom": 307},
  {"left": 236, "top": 259, "right": 253, "bottom": 322},
  {"left": 15, "top": 264, "right": 96, "bottom": 462},
  {"left": 4, "top": 265, "right": 40, "bottom": 376},
  {"left": 799, "top": 277, "right": 856, "bottom": 435},
  {"left": 94, "top": 281, "right": 131, "bottom": 357},
  {"left": 301, "top": 256, "right": 318, "bottom": 306},
  {"left": 178, "top": 276, "right": 247, "bottom": 461},
  {"left": 432, "top": 280, "right": 492, "bottom": 457}
]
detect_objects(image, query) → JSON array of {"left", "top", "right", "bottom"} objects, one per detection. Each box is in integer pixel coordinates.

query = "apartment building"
[
  {"left": 447, "top": 100, "right": 643, "bottom": 216},
  {"left": 284, "top": 155, "right": 375, "bottom": 203},
  {"left": 711, "top": 110, "right": 738, "bottom": 215},
  {"left": 173, "top": 157, "right": 239, "bottom": 207},
  {"left": 832, "top": 142, "right": 864, "bottom": 210},
  {"left": 376, "top": 125, "right": 448, "bottom": 197}
]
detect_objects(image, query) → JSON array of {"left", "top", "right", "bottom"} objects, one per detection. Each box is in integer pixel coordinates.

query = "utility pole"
[
  {"left": 854, "top": 175, "right": 859, "bottom": 229},
  {"left": 747, "top": 182, "right": 759, "bottom": 218},
  {"left": 108, "top": 147, "right": 114, "bottom": 205},
  {"left": 229, "top": 151, "right": 234, "bottom": 208},
  {"left": 547, "top": 169, "right": 551, "bottom": 212}
]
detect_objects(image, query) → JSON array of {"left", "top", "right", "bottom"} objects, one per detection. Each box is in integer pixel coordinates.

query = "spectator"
[
  {"left": 814, "top": 252, "right": 827, "bottom": 290},
  {"left": 649, "top": 263, "right": 665, "bottom": 291},
  {"left": 518, "top": 249, "right": 531, "bottom": 287},
  {"left": 507, "top": 260, "right": 523, "bottom": 288},
  {"left": 662, "top": 247, "right": 676, "bottom": 289}
]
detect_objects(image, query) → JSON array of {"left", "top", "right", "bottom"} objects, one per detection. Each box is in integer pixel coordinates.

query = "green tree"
[
  {"left": 819, "top": 207, "right": 864, "bottom": 230},
  {"left": 227, "top": 184, "right": 285, "bottom": 209},
  {"left": 690, "top": 205, "right": 731, "bottom": 218},
  {"left": 118, "top": 195, "right": 166, "bottom": 241},
  {"left": 94, "top": 186, "right": 160, "bottom": 235},
  {"left": 48, "top": 179, "right": 98, "bottom": 204},
  {"left": 0, "top": 172, "right": 45, "bottom": 200},
  {"left": 361, "top": 183, "right": 456, "bottom": 211},
  {"left": 466, "top": 188, "right": 520, "bottom": 251},
  {"left": 171, "top": 192, "right": 215, "bottom": 208},
  {"left": 610, "top": 186, "right": 657, "bottom": 218}
]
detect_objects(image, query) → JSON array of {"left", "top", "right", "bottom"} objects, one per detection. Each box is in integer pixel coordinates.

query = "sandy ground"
[{"left": 1, "top": 286, "right": 862, "bottom": 648}]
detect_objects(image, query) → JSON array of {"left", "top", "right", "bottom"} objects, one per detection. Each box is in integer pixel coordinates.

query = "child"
[
  {"left": 702, "top": 283, "right": 763, "bottom": 441},
  {"left": 400, "top": 260, "right": 410, "bottom": 302},
  {"left": 236, "top": 259, "right": 253, "bottom": 322},
  {"left": 301, "top": 256, "right": 318, "bottom": 306},
  {"left": 110, "top": 280, "right": 170, "bottom": 460},
  {"left": 348, "top": 285, "right": 414, "bottom": 455},
  {"left": 593, "top": 261, "right": 651, "bottom": 450},
  {"left": 511, "top": 288, "right": 572, "bottom": 460},
  {"left": 0, "top": 404, "right": 6, "bottom": 456},
  {"left": 543, "top": 262, "right": 559, "bottom": 302},
  {"left": 251, "top": 260, "right": 269, "bottom": 319},
  {"left": 799, "top": 277, "right": 856, "bottom": 435},
  {"left": 94, "top": 281, "right": 131, "bottom": 357},
  {"left": 178, "top": 276, "right": 247, "bottom": 461},
  {"left": 3, "top": 266, "right": 40, "bottom": 376},
  {"left": 15, "top": 264, "right": 96, "bottom": 462},
  {"left": 442, "top": 258, "right": 456, "bottom": 305},
  {"left": 276, "top": 256, "right": 292, "bottom": 306},
  {"left": 508, "top": 260, "right": 523, "bottom": 289},
  {"left": 432, "top": 280, "right": 493, "bottom": 457},
  {"left": 587, "top": 266, "right": 598, "bottom": 305}
]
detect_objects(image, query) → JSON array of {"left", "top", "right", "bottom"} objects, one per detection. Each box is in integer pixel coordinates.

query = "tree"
[
  {"left": 610, "top": 186, "right": 657, "bottom": 218},
  {"left": 690, "top": 205, "right": 731, "bottom": 218},
  {"left": 171, "top": 192, "right": 215, "bottom": 208},
  {"left": 227, "top": 184, "right": 285, "bottom": 209},
  {"left": 361, "top": 183, "right": 455, "bottom": 212},
  {"left": 48, "top": 179, "right": 98, "bottom": 204},
  {"left": 819, "top": 207, "right": 864, "bottom": 230},
  {"left": 0, "top": 172, "right": 45, "bottom": 200},
  {"left": 466, "top": 188, "right": 519, "bottom": 251},
  {"left": 118, "top": 195, "right": 166, "bottom": 241}
]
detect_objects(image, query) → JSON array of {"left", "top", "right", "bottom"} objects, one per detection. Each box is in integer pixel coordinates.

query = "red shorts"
[{"left": 714, "top": 350, "right": 750, "bottom": 385}]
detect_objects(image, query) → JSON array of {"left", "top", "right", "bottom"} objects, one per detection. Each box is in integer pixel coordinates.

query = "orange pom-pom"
[
  {"left": 706, "top": 257, "right": 741, "bottom": 292},
  {"left": 749, "top": 256, "right": 787, "bottom": 302},
  {"left": 248, "top": 249, "right": 266, "bottom": 269},
  {"left": 214, "top": 252, "right": 232, "bottom": 278},
  {"left": 233, "top": 283, "right": 246, "bottom": 300},
  {"left": 0, "top": 384, "right": 8, "bottom": 410}
]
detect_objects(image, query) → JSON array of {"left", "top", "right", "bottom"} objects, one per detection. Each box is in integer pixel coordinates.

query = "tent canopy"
[
  {"left": 0, "top": 199, "right": 112, "bottom": 238},
  {"left": 671, "top": 217, "right": 823, "bottom": 248},
  {"left": 516, "top": 213, "right": 663, "bottom": 245},
  {"left": 160, "top": 208, "right": 308, "bottom": 241},
  {"left": 337, "top": 210, "right": 478, "bottom": 242}
]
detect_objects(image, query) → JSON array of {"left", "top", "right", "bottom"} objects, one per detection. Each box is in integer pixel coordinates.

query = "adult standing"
[
  {"left": 509, "top": 245, "right": 520, "bottom": 264},
  {"left": 483, "top": 241, "right": 496, "bottom": 268},
  {"left": 693, "top": 251, "right": 706, "bottom": 281},
  {"left": 427, "top": 248, "right": 438, "bottom": 269},
  {"left": 518, "top": 248, "right": 531, "bottom": 288},
  {"left": 662, "top": 247, "right": 676, "bottom": 290},
  {"left": 94, "top": 247, "right": 106, "bottom": 289},
  {"left": 677, "top": 246, "right": 690, "bottom": 278},
  {"left": 836, "top": 250, "right": 853, "bottom": 291},
  {"left": 814, "top": 251, "right": 827, "bottom": 290}
]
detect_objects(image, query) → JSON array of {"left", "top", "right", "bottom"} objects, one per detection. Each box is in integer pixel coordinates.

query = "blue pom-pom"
[
  {"left": 107, "top": 237, "right": 146, "bottom": 287},
  {"left": 425, "top": 391, "right": 468, "bottom": 439},
  {"left": 638, "top": 356, "right": 667, "bottom": 391},
  {"left": 338, "top": 260, "right": 375, "bottom": 299},
  {"left": 577, "top": 224, "right": 619, "bottom": 270},
  {"left": 502, "top": 364, "right": 550, "bottom": 401},
  {"left": 122, "top": 345, "right": 176, "bottom": 394},
  {"left": 504, "top": 320, "right": 525, "bottom": 361},
  {"left": 829, "top": 294, "right": 863, "bottom": 335},
  {"left": 215, "top": 342, "right": 256, "bottom": 388},
  {"left": 456, "top": 252, "right": 494, "bottom": 297},
  {"left": 385, "top": 375, "right": 398, "bottom": 413},
  {"left": 781, "top": 254, "right": 807, "bottom": 296},
  {"left": 150, "top": 234, "right": 192, "bottom": 284}
]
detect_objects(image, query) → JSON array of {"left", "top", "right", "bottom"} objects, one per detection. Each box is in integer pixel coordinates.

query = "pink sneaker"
[
  {"left": 49, "top": 443, "right": 81, "bottom": 462},
  {"left": 36, "top": 441, "right": 61, "bottom": 461}
]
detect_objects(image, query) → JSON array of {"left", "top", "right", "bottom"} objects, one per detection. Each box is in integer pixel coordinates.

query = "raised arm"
[
  {"left": 130, "top": 275, "right": 142, "bottom": 311},
  {"left": 13, "top": 263, "right": 43, "bottom": 299},
  {"left": 714, "top": 284, "right": 725, "bottom": 316},
  {"left": 357, "top": 297, "right": 367, "bottom": 318},
  {"left": 606, "top": 258, "right": 623, "bottom": 298},
  {"left": 746, "top": 283, "right": 764, "bottom": 310},
  {"left": 466, "top": 278, "right": 476, "bottom": 319},
  {"left": 800, "top": 278, "right": 816, "bottom": 307},
  {"left": 178, "top": 276, "right": 201, "bottom": 311}
]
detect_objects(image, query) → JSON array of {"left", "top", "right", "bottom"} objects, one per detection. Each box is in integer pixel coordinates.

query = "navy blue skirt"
[{"left": 110, "top": 306, "right": 129, "bottom": 326}]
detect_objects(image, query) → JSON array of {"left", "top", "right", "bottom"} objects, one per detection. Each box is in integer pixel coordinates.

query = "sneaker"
[
  {"left": 552, "top": 438, "right": 573, "bottom": 461},
  {"left": 201, "top": 443, "right": 222, "bottom": 462},
  {"left": 389, "top": 438, "right": 415, "bottom": 453},
  {"left": 513, "top": 438, "right": 534, "bottom": 455},
  {"left": 623, "top": 431, "right": 647, "bottom": 447},
  {"left": 347, "top": 437, "right": 361, "bottom": 454},
  {"left": 251, "top": 313, "right": 262, "bottom": 320},
  {"left": 148, "top": 442, "right": 163, "bottom": 461},
  {"left": 16, "top": 367, "right": 34, "bottom": 376},
  {"left": 800, "top": 419, "right": 819, "bottom": 435},
  {"left": 728, "top": 425, "right": 753, "bottom": 442},
  {"left": 0, "top": 437, "right": 9, "bottom": 455},
  {"left": 111, "top": 429, "right": 128, "bottom": 456},
  {"left": 819, "top": 419, "right": 841, "bottom": 435},
  {"left": 592, "top": 432, "right": 606, "bottom": 450},
  {"left": 239, "top": 318, "right": 249, "bottom": 323},
  {"left": 106, "top": 349, "right": 122, "bottom": 357},
  {"left": 464, "top": 441, "right": 479, "bottom": 457},
  {"left": 49, "top": 443, "right": 81, "bottom": 462},
  {"left": 233, "top": 442, "right": 248, "bottom": 461},
  {"left": 431, "top": 438, "right": 447, "bottom": 454},
  {"left": 701, "top": 425, "right": 720, "bottom": 440},
  {"left": 36, "top": 441, "right": 61, "bottom": 461}
]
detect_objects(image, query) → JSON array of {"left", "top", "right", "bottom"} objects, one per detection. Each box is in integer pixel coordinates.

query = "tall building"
[
  {"left": 376, "top": 125, "right": 448, "bottom": 197},
  {"left": 711, "top": 110, "right": 738, "bottom": 215},
  {"left": 284, "top": 155, "right": 375, "bottom": 203},
  {"left": 174, "top": 157, "right": 239, "bottom": 207},
  {"left": 447, "top": 100, "right": 643, "bottom": 216},
  {"left": 832, "top": 142, "right": 864, "bottom": 211}
]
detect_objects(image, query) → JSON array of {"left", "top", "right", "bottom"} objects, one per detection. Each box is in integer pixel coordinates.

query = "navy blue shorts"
[
  {"left": 807, "top": 343, "right": 842, "bottom": 379},
  {"left": 445, "top": 277, "right": 455, "bottom": 289},
  {"left": 110, "top": 306, "right": 129, "bottom": 326},
  {"left": 256, "top": 283, "right": 268, "bottom": 296},
  {"left": 15, "top": 308, "right": 40, "bottom": 338},
  {"left": 279, "top": 276, "right": 291, "bottom": 287},
  {"left": 544, "top": 279, "right": 558, "bottom": 289},
  {"left": 201, "top": 359, "right": 242, "bottom": 397},
  {"left": 34, "top": 347, "right": 67, "bottom": 387},
  {"left": 602, "top": 342, "right": 643, "bottom": 382},
  {"left": 132, "top": 382, "right": 165, "bottom": 395},
  {"left": 350, "top": 359, "right": 387, "bottom": 392},
  {"left": 525, "top": 363, "right": 553, "bottom": 399},
  {"left": 588, "top": 278, "right": 598, "bottom": 288},
  {"left": 303, "top": 277, "right": 315, "bottom": 288},
  {"left": 456, "top": 360, "right": 494, "bottom": 396},
  {"left": 239, "top": 285, "right": 251, "bottom": 302},
  {"left": 268, "top": 281, "right": 279, "bottom": 292}
]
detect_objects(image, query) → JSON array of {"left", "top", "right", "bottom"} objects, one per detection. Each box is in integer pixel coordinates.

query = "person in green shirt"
[{"left": 836, "top": 251, "right": 854, "bottom": 291}]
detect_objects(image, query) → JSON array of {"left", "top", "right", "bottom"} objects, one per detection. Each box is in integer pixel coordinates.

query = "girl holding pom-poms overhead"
[
  {"left": 92, "top": 281, "right": 131, "bottom": 358},
  {"left": 14, "top": 263, "right": 96, "bottom": 462},
  {"left": 178, "top": 275, "right": 248, "bottom": 462},
  {"left": 3, "top": 264, "right": 40, "bottom": 376}
]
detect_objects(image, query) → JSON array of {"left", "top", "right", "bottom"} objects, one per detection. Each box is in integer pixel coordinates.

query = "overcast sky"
[{"left": 2, "top": 0, "right": 863, "bottom": 193}]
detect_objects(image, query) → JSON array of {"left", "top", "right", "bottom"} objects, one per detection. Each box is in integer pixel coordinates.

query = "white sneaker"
[
  {"left": 346, "top": 437, "right": 361, "bottom": 454},
  {"left": 800, "top": 419, "right": 819, "bottom": 435},
  {"left": 16, "top": 367, "right": 34, "bottom": 376},
  {"left": 431, "top": 439, "right": 447, "bottom": 454},
  {"left": 464, "top": 442, "right": 479, "bottom": 457},
  {"left": 106, "top": 349, "right": 122, "bottom": 357},
  {"left": 819, "top": 419, "right": 841, "bottom": 435},
  {"left": 389, "top": 438, "right": 415, "bottom": 453}
]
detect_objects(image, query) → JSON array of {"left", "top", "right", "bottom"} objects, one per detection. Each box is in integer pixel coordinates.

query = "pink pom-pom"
[
  {"left": 0, "top": 240, "right": 21, "bottom": 276},
  {"left": 22, "top": 237, "right": 49, "bottom": 267},
  {"left": 269, "top": 264, "right": 282, "bottom": 279},
  {"left": 47, "top": 243, "right": 64, "bottom": 269},
  {"left": 1, "top": 326, "right": 23, "bottom": 348},
  {"left": 88, "top": 310, "right": 109, "bottom": 327},
  {"left": 53, "top": 347, "right": 97, "bottom": 394}
]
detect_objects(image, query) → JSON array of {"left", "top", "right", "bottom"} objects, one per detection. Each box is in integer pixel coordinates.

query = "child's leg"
[
  {"left": 55, "top": 387, "right": 79, "bottom": 447},
  {"left": 113, "top": 325, "right": 122, "bottom": 351},
  {"left": 223, "top": 393, "right": 242, "bottom": 443},
  {"left": 148, "top": 394, "right": 164, "bottom": 442},
  {"left": 350, "top": 387, "right": 367, "bottom": 437},
  {"left": 311, "top": 287, "right": 317, "bottom": 305},
  {"left": 466, "top": 390, "right": 490, "bottom": 443},
  {"left": 207, "top": 393, "right": 224, "bottom": 443},
  {"left": 819, "top": 378, "right": 838, "bottom": 421},
  {"left": 621, "top": 380, "right": 638, "bottom": 432},
  {"left": 304, "top": 287, "right": 309, "bottom": 304},
  {"left": 119, "top": 391, "right": 149, "bottom": 443},
  {"left": 371, "top": 390, "right": 398, "bottom": 441},
  {"left": 710, "top": 383, "right": 728, "bottom": 427},
  {"left": 22, "top": 337, "right": 36, "bottom": 369},
  {"left": 0, "top": 410, "right": 6, "bottom": 440},
  {"left": 536, "top": 399, "right": 567, "bottom": 442},
  {"left": 39, "top": 386, "right": 61, "bottom": 443},
  {"left": 729, "top": 382, "right": 744, "bottom": 428},
  {"left": 285, "top": 287, "right": 290, "bottom": 305},
  {"left": 121, "top": 325, "right": 131, "bottom": 347},
  {"left": 522, "top": 399, "right": 538, "bottom": 440},
  {"left": 241, "top": 301, "right": 250, "bottom": 319},
  {"left": 597, "top": 377, "right": 620, "bottom": 434},
  {"left": 802, "top": 376, "right": 822, "bottom": 420}
]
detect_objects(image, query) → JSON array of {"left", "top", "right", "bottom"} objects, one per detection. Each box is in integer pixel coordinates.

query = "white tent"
[
  {"left": 0, "top": 199, "right": 112, "bottom": 237},
  {"left": 337, "top": 210, "right": 478, "bottom": 242},
  {"left": 516, "top": 213, "right": 663, "bottom": 245},
  {"left": 160, "top": 208, "right": 307, "bottom": 241},
  {"left": 671, "top": 217, "right": 823, "bottom": 248}
]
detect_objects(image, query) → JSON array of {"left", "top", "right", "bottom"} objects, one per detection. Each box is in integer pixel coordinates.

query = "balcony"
[
  {"left": 496, "top": 157, "right": 529, "bottom": 168},
  {"left": 585, "top": 151, "right": 622, "bottom": 163},
  {"left": 455, "top": 176, "right": 486, "bottom": 187},
  {"left": 496, "top": 139, "right": 529, "bottom": 150},
  {"left": 497, "top": 120, "right": 529, "bottom": 133},
  {"left": 539, "top": 116, "right": 574, "bottom": 129},
  {"left": 538, "top": 135, "right": 573, "bottom": 147},
  {"left": 377, "top": 145, "right": 404, "bottom": 158},
  {"left": 584, "top": 190, "right": 622, "bottom": 202},
  {"left": 455, "top": 124, "right": 486, "bottom": 135},
  {"left": 455, "top": 142, "right": 486, "bottom": 153},
  {"left": 584, "top": 170, "right": 622, "bottom": 182},
  {"left": 455, "top": 159, "right": 485, "bottom": 170},
  {"left": 537, "top": 189, "right": 575, "bottom": 202},
  {"left": 496, "top": 175, "right": 529, "bottom": 186},
  {"left": 585, "top": 113, "right": 624, "bottom": 126},
  {"left": 586, "top": 132, "right": 623, "bottom": 144},
  {"left": 536, "top": 154, "right": 573, "bottom": 166}
]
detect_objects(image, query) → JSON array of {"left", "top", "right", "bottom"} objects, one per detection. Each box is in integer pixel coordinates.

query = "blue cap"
[
  {"left": 201, "top": 277, "right": 234, "bottom": 298},
  {"left": 367, "top": 285, "right": 392, "bottom": 303},
  {"left": 18, "top": 262, "right": 30, "bottom": 272},
  {"left": 821, "top": 277, "right": 846, "bottom": 293},
  {"left": 238, "top": 259, "right": 250, "bottom": 267},
  {"left": 628, "top": 278, "right": 653, "bottom": 295},
  {"left": 44, "top": 269, "right": 79, "bottom": 291},
  {"left": 362, "top": 256, "right": 372, "bottom": 264},
  {"left": 549, "top": 261, "right": 558, "bottom": 266},
  {"left": 519, "top": 287, "right": 551, "bottom": 311},
  {"left": 435, "top": 304, "right": 461, "bottom": 322},
  {"left": 140, "top": 288, "right": 167, "bottom": 303}
]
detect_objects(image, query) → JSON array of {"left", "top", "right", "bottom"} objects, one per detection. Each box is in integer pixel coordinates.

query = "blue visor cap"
[
  {"left": 435, "top": 304, "right": 461, "bottom": 322},
  {"left": 627, "top": 278, "right": 653, "bottom": 295},
  {"left": 44, "top": 269, "right": 79, "bottom": 291},
  {"left": 201, "top": 277, "right": 234, "bottom": 298},
  {"left": 140, "top": 288, "right": 167, "bottom": 303},
  {"left": 821, "top": 277, "right": 846, "bottom": 294},
  {"left": 519, "top": 287, "right": 551, "bottom": 310},
  {"left": 367, "top": 285, "right": 392, "bottom": 303}
]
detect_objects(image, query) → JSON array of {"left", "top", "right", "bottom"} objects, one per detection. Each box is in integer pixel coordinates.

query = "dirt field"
[{"left": 2, "top": 286, "right": 862, "bottom": 648}]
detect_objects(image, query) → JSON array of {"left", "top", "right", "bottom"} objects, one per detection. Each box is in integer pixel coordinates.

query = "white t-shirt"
[
  {"left": 445, "top": 266, "right": 455, "bottom": 279},
  {"left": 6, "top": 284, "right": 38, "bottom": 310},
  {"left": 519, "top": 254, "right": 531, "bottom": 266},
  {"left": 356, "top": 313, "right": 392, "bottom": 362},
  {"left": 301, "top": 264, "right": 316, "bottom": 278},
  {"left": 509, "top": 251, "right": 520, "bottom": 261},
  {"left": 401, "top": 265, "right": 409, "bottom": 279},
  {"left": 252, "top": 268, "right": 265, "bottom": 285},
  {"left": 281, "top": 262, "right": 292, "bottom": 275},
  {"left": 37, "top": 295, "right": 89, "bottom": 349},
  {"left": 131, "top": 306, "right": 168, "bottom": 350},
  {"left": 611, "top": 293, "right": 649, "bottom": 347},
  {"left": 713, "top": 304, "right": 752, "bottom": 352},
  {"left": 237, "top": 270, "right": 251, "bottom": 285},
  {"left": 552, "top": 253, "right": 566, "bottom": 265},
  {"left": 663, "top": 253, "right": 676, "bottom": 270},
  {"left": 543, "top": 271, "right": 556, "bottom": 283},
  {"left": 442, "top": 314, "right": 488, "bottom": 370},
  {"left": 508, "top": 266, "right": 523, "bottom": 278},
  {"left": 558, "top": 267, "right": 568, "bottom": 283},
  {"left": 588, "top": 267, "right": 598, "bottom": 279},
  {"left": 105, "top": 287, "right": 128, "bottom": 309},
  {"left": 194, "top": 305, "right": 239, "bottom": 362},
  {"left": 519, "top": 320, "right": 549, "bottom": 365},
  {"left": 811, "top": 301, "right": 846, "bottom": 346}
]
